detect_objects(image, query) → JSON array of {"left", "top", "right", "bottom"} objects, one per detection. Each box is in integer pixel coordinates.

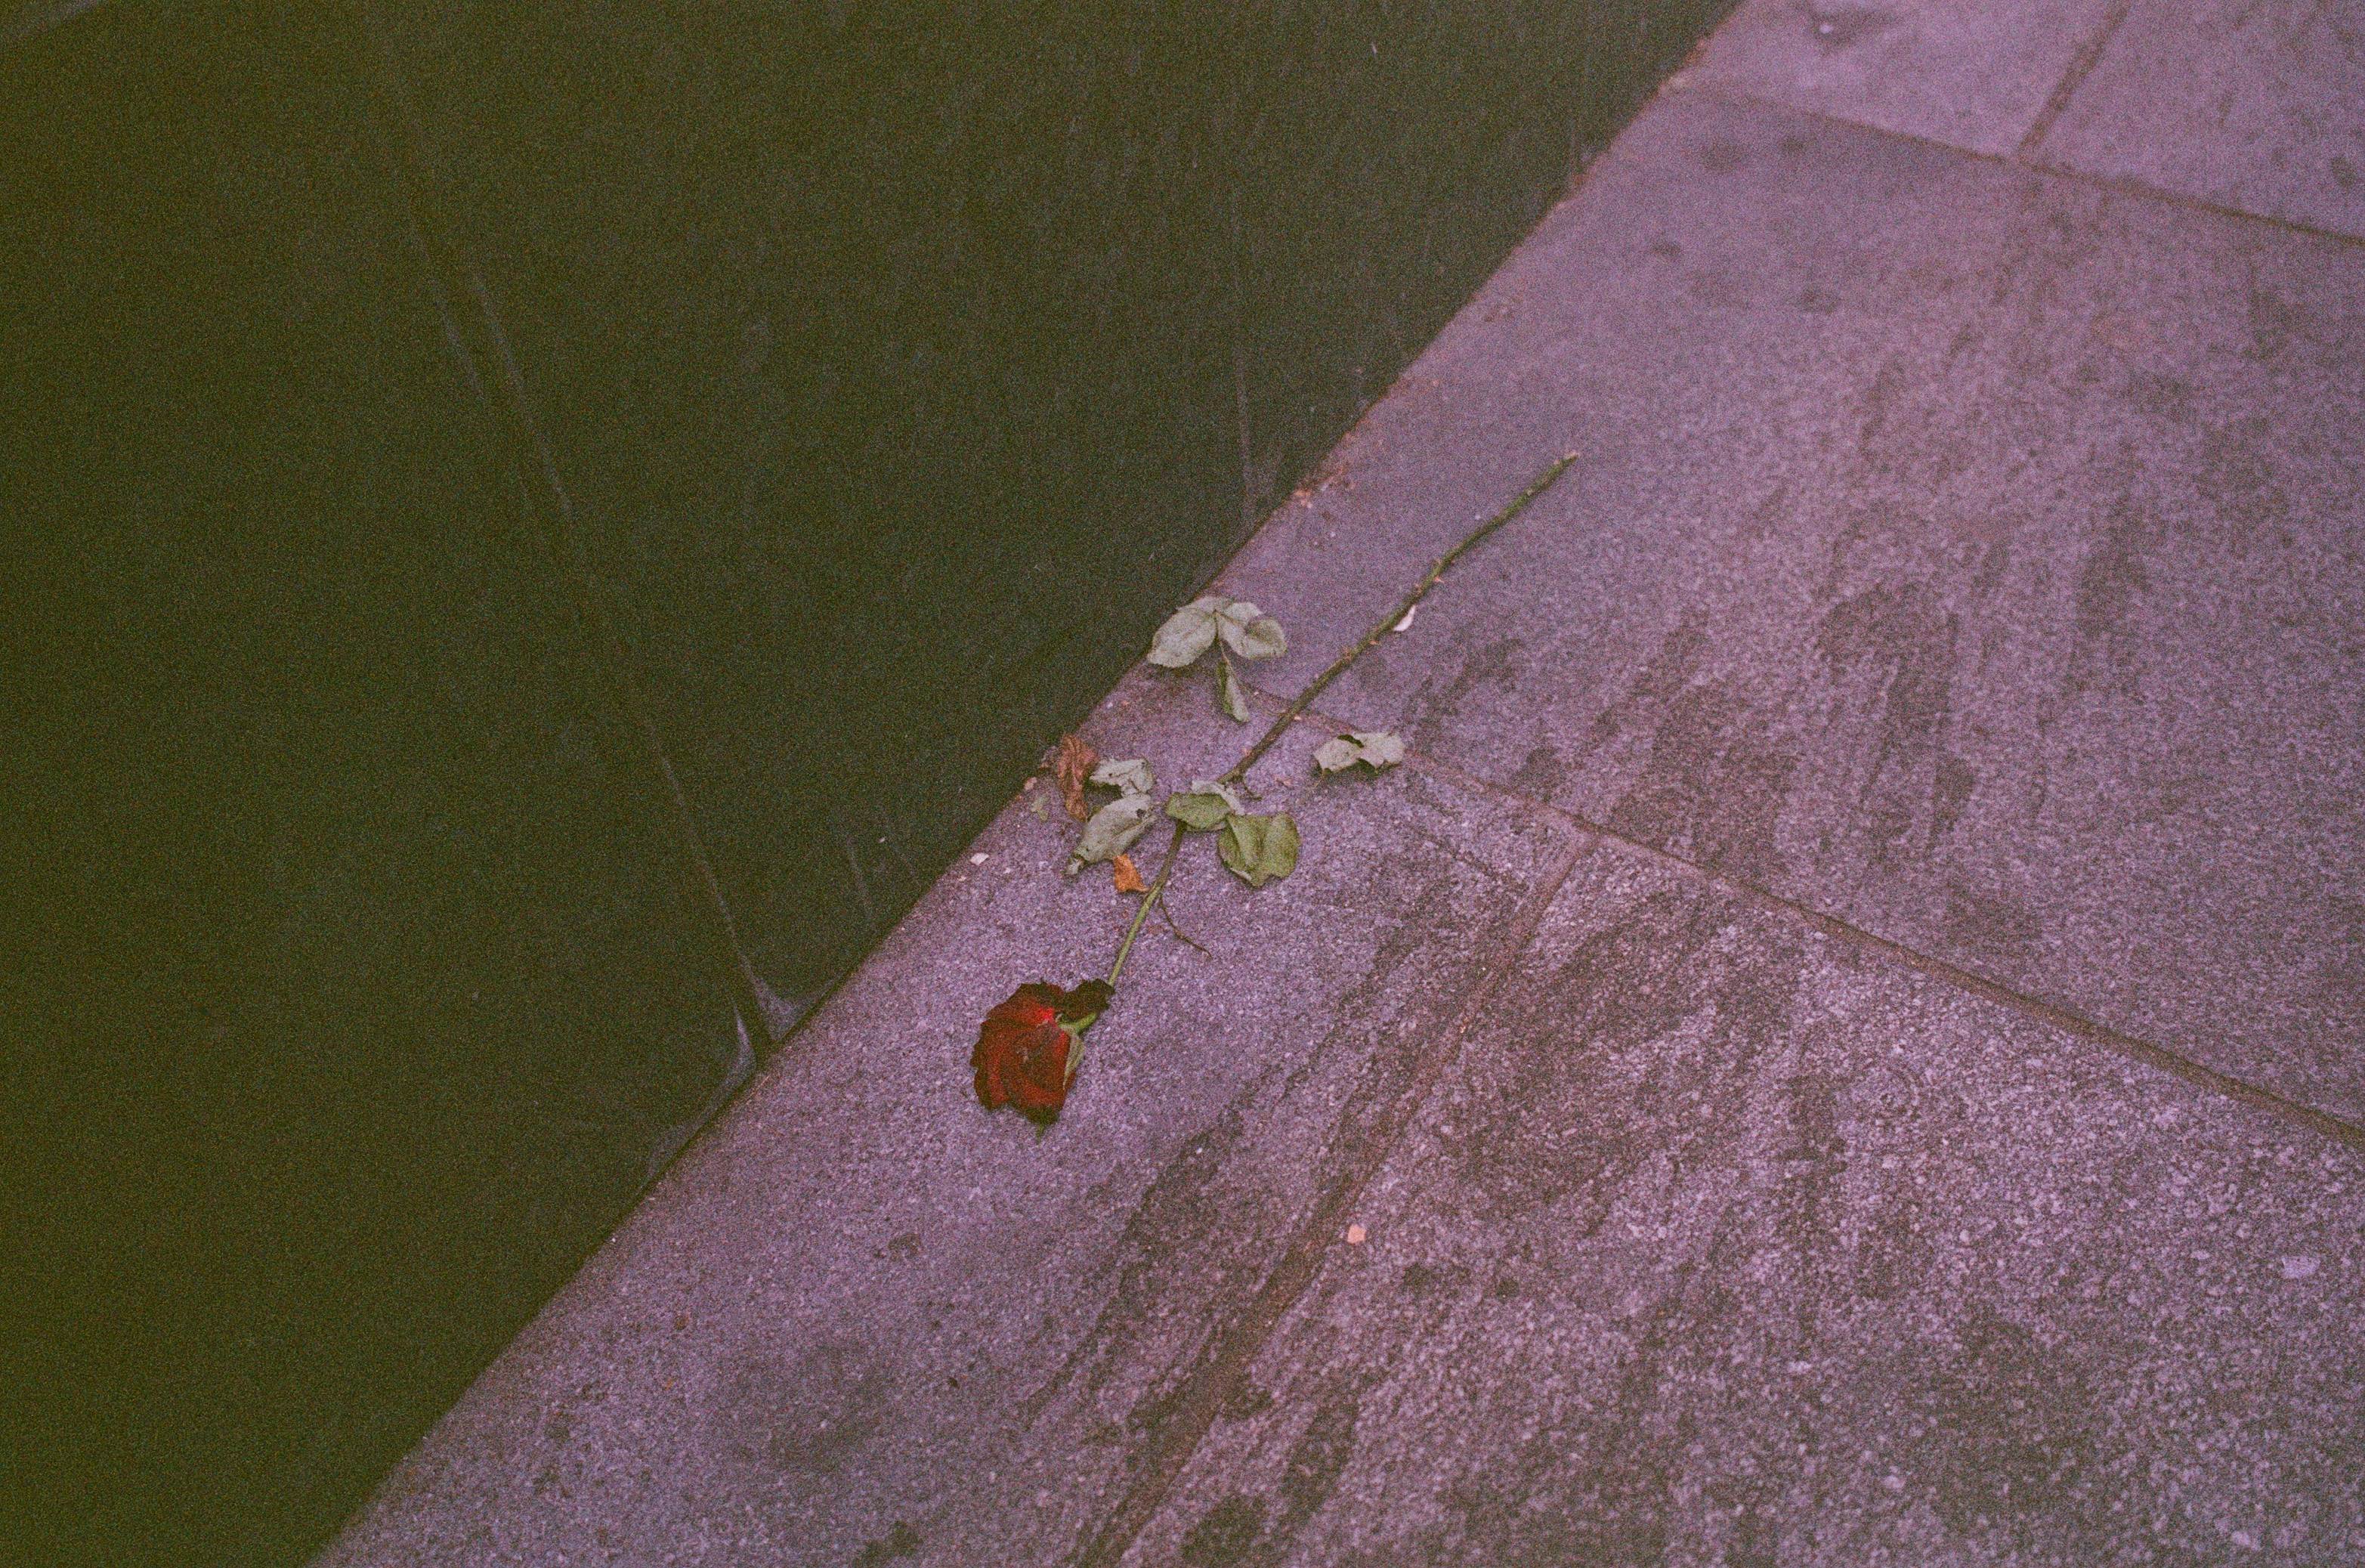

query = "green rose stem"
[{"left": 1105, "top": 450, "right": 1578, "bottom": 991}]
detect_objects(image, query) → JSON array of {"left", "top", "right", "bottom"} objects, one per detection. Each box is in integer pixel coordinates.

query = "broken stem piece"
[{"left": 1219, "top": 451, "right": 1578, "bottom": 786}]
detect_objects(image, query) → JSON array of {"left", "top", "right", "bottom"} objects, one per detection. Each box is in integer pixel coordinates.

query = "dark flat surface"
[
  {"left": 320, "top": 7, "right": 2365, "bottom": 1559},
  {"left": 375, "top": 0, "right": 1738, "bottom": 1002},
  {"left": 3, "top": 2, "right": 1732, "bottom": 1561},
  {"left": 1, "top": 9, "right": 734, "bottom": 1563}
]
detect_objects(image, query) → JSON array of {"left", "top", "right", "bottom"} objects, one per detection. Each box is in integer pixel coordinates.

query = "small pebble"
[
  {"left": 970, "top": 853, "right": 989, "bottom": 865},
  {"left": 1345, "top": 1224, "right": 1367, "bottom": 1245}
]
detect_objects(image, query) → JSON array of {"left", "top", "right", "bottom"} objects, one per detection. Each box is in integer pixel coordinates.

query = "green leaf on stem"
[
  {"left": 1090, "top": 757, "right": 1155, "bottom": 796},
  {"left": 1218, "top": 811, "right": 1300, "bottom": 887},
  {"left": 1164, "top": 780, "right": 1245, "bottom": 830},
  {"left": 1066, "top": 794, "right": 1156, "bottom": 874},
  {"left": 1219, "top": 654, "right": 1253, "bottom": 722},
  {"left": 1148, "top": 596, "right": 1225, "bottom": 668},
  {"left": 1312, "top": 731, "right": 1406, "bottom": 772},
  {"left": 1215, "top": 601, "right": 1287, "bottom": 661}
]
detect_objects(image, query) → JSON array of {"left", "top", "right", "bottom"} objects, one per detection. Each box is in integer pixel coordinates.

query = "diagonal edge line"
[
  {"left": 2003, "top": 159, "right": 2365, "bottom": 253},
  {"left": 1702, "top": 865, "right": 2365, "bottom": 1152},
  {"left": 1562, "top": 805, "right": 2363, "bottom": 1152},
  {"left": 1244, "top": 690, "right": 2365, "bottom": 1155},
  {"left": 1073, "top": 670, "right": 2365, "bottom": 1560},
  {"left": 1068, "top": 822, "right": 1592, "bottom": 1568},
  {"left": 1686, "top": 81, "right": 2365, "bottom": 252},
  {"left": 2015, "top": 0, "right": 2139, "bottom": 161}
]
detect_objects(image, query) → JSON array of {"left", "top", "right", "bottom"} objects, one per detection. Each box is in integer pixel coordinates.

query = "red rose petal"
[{"left": 973, "top": 980, "right": 1112, "bottom": 1122}]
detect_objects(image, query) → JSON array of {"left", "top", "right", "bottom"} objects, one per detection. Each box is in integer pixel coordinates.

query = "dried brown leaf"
[
  {"left": 1055, "top": 734, "right": 1097, "bottom": 822},
  {"left": 1111, "top": 854, "right": 1147, "bottom": 894}
]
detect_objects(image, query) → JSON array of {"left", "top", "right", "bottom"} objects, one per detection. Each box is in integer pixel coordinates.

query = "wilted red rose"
[{"left": 972, "top": 979, "right": 1114, "bottom": 1122}]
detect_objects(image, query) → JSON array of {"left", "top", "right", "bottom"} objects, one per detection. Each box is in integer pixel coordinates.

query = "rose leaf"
[
  {"left": 1090, "top": 756, "right": 1155, "bottom": 797},
  {"left": 1313, "top": 731, "right": 1406, "bottom": 772},
  {"left": 1217, "top": 811, "right": 1300, "bottom": 887},
  {"left": 1164, "top": 779, "right": 1245, "bottom": 831},
  {"left": 1065, "top": 793, "right": 1156, "bottom": 874},
  {"left": 1215, "top": 601, "right": 1287, "bottom": 661},
  {"left": 1147, "top": 596, "right": 1226, "bottom": 668},
  {"left": 1219, "top": 654, "right": 1253, "bottom": 722}
]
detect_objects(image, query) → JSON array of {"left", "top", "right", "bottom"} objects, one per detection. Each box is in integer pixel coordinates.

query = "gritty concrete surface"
[
  {"left": 1686, "top": 0, "right": 2125, "bottom": 156},
  {"left": 1123, "top": 849, "right": 2365, "bottom": 1567},
  {"left": 317, "top": 671, "right": 1579, "bottom": 1568},
  {"left": 1220, "top": 93, "right": 2365, "bottom": 1125},
  {"left": 2032, "top": 0, "right": 2365, "bottom": 240},
  {"left": 321, "top": 5, "right": 2365, "bottom": 1565}
]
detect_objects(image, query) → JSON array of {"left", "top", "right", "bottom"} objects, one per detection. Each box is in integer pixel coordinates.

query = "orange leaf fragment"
[
  {"left": 1111, "top": 854, "right": 1148, "bottom": 894},
  {"left": 1055, "top": 734, "right": 1098, "bottom": 822}
]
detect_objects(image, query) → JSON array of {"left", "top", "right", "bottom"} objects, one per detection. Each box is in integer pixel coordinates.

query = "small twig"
[
  {"left": 1106, "top": 822, "right": 1188, "bottom": 988},
  {"left": 1220, "top": 452, "right": 1578, "bottom": 786},
  {"left": 1156, "top": 892, "right": 1213, "bottom": 957},
  {"left": 1108, "top": 451, "right": 1580, "bottom": 993}
]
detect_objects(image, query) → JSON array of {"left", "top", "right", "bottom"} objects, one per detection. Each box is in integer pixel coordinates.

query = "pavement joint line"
[
  {"left": 1068, "top": 816, "right": 1591, "bottom": 1568},
  {"left": 2015, "top": 0, "right": 2140, "bottom": 159},
  {"left": 1247, "top": 682, "right": 2365, "bottom": 1155},
  {"left": 1686, "top": 82, "right": 2365, "bottom": 252}
]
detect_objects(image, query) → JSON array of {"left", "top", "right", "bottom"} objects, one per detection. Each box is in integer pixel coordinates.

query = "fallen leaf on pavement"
[
  {"left": 1111, "top": 854, "right": 1148, "bottom": 894},
  {"left": 1055, "top": 734, "right": 1097, "bottom": 821}
]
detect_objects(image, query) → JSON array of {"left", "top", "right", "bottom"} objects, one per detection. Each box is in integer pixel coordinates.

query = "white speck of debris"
[
  {"left": 970, "top": 853, "right": 989, "bottom": 864},
  {"left": 1393, "top": 604, "right": 1417, "bottom": 632},
  {"left": 1785, "top": 1361, "right": 1813, "bottom": 1375},
  {"left": 1345, "top": 1224, "right": 1367, "bottom": 1245},
  {"left": 1881, "top": 1474, "right": 1906, "bottom": 1492},
  {"left": 2280, "top": 1256, "right": 2320, "bottom": 1280}
]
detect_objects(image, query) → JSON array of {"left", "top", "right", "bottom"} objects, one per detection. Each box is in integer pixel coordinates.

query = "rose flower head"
[{"left": 972, "top": 979, "right": 1114, "bottom": 1123}]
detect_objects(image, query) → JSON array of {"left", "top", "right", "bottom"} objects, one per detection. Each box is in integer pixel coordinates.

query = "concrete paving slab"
[
  {"left": 314, "top": 670, "right": 1579, "bottom": 1567},
  {"left": 1683, "top": 0, "right": 2126, "bottom": 156},
  {"left": 1123, "top": 846, "right": 2365, "bottom": 1567},
  {"left": 2032, "top": 0, "right": 2365, "bottom": 240},
  {"left": 1218, "top": 91, "right": 2365, "bottom": 1124}
]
